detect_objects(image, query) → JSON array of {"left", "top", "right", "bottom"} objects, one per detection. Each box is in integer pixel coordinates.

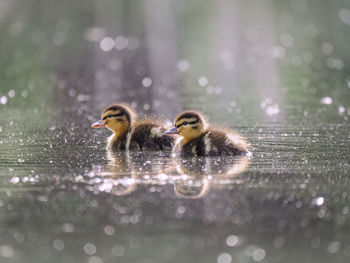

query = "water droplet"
[
  {"left": 321, "top": 42, "right": 333, "bottom": 55},
  {"left": 198, "top": 76, "right": 208, "bottom": 87},
  {"left": 21, "top": 90, "right": 29, "bottom": 98},
  {"left": 142, "top": 77, "right": 152, "bottom": 87},
  {"left": 8, "top": 90, "right": 15, "bottom": 98},
  {"left": 112, "top": 245, "right": 125, "bottom": 256},
  {"left": 157, "top": 173, "right": 168, "bottom": 180},
  {"left": 327, "top": 58, "right": 344, "bottom": 70},
  {"left": 226, "top": 235, "right": 240, "bottom": 247},
  {"left": 338, "top": 106, "right": 345, "bottom": 114},
  {"left": 53, "top": 239, "right": 65, "bottom": 251},
  {"left": 84, "top": 243, "right": 97, "bottom": 256},
  {"left": 115, "top": 35, "right": 128, "bottom": 50},
  {"left": 328, "top": 241, "right": 341, "bottom": 254},
  {"left": 270, "top": 46, "right": 285, "bottom": 58},
  {"left": 37, "top": 195, "right": 48, "bottom": 202},
  {"left": 273, "top": 236, "right": 285, "bottom": 248},
  {"left": 62, "top": 223, "right": 74, "bottom": 233},
  {"left": 104, "top": 225, "right": 115, "bottom": 236},
  {"left": 320, "top": 97, "right": 332, "bottom": 105},
  {"left": 52, "top": 31, "right": 66, "bottom": 46},
  {"left": 252, "top": 248, "right": 266, "bottom": 261},
  {"left": 84, "top": 27, "right": 106, "bottom": 42},
  {"left": 69, "top": 89, "right": 76, "bottom": 97},
  {"left": 214, "top": 86, "right": 223, "bottom": 95},
  {"left": 280, "top": 33, "right": 294, "bottom": 47},
  {"left": 0, "top": 96, "right": 8, "bottom": 105},
  {"left": 229, "top": 101, "right": 236, "bottom": 107},
  {"left": 0, "top": 245, "right": 14, "bottom": 258},
  {"left": 217, "top": 253, "right": 232, "bottom": 263},
  {"left": 176, "top": 206, "right": 186, "bottom": 214},
  {"left": 177, "top": 60, "right": 190, "bottom": 71},
  {"left": 100, "top": 37, "right": 115, "bottom": 51},
  {"left": 311, "top": 236, "right": 321, "bottom": 248},
  {"left": 266, "top": 104, "right": 279, "bottom": 115},
  {"left": 77, "top": 94, "right": 91, "bottom": 102},
  {"left": 220, "top": 50, "right": 234, "bottom": 70},
  {"left": 10, "top": 177, "right": 20, "bottom": 184},
  {"left": 312, "top": 197, "right": 324, "bottom": 206}
]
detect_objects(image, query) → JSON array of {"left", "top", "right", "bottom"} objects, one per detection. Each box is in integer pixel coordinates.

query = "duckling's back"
[
  {"left": 207, "top": 129, "right": 249, "bottom": 156},
  {"left": 129, "top": 121, "right": 174, "bottom": 151},
  {"left": 177, "top": 128, "right": 248, "bottom": 157}
]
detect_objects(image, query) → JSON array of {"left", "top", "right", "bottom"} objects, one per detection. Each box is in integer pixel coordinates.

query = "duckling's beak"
[
  {"left": 91, "top": 119, "right": 105, "bottom": 128},
  {"left": 164, "top": 126, "right": 179, "bottom": 135}
]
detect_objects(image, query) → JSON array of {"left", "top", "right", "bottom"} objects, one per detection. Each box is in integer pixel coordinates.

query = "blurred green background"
[{"left": 0, "top": 0, "right": 350, "bottom": 262}]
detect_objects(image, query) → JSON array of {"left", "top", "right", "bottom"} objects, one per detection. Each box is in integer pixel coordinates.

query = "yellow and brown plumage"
[
  {"left": 91, "top": 103, "right": 174, "bottom": 151},
  {"left": 164, "top": 110, "right": 249, "bottom": 157}
]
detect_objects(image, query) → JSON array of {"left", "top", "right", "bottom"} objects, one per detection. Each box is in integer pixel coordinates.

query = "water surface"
[{"left": 0, "top": 0, "right": 350, "bottom": 262}]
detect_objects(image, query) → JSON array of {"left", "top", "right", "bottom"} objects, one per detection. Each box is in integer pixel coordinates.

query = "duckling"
[
  {"left": 91, "top": 103, "right": 174, "bottom": 151},
  {"left": 164, "top": 111, "right": 249, "bottom": 157}
]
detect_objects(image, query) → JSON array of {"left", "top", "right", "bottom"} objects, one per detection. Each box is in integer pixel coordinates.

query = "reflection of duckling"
[
  {"left": 173, "top": 156, "right": 250, "bottom": 198},
  {"left": 176, "top": 156, "right": 250, "bottom": 179},
  {"left": 92, "top": 103, "right": 174, "bottom": 151},
  {"left": 174, "top": 181, "right": 209, "bottom": 199},
  {"left": 164, "top": 111, "right": 249, "bottom": 157},
  {"left": 92, "top": 151, "right": 137, "bottom": 196}
]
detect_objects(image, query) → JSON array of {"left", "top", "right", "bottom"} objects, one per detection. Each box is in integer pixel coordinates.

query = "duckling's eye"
[
  {"left": 177, "top": 120, "right": 198, "bottom": 128},
  {"left": 103, "top": 113, "right": 124, "bottom": 120},
  {"left": 116, "top": 118, "right": 122, "bottom": 122},
  {"left": 103, "top": 114, "right": 113, "bottom": 120}
]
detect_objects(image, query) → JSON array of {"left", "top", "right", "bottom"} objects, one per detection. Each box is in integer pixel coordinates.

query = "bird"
[
  {"left": 91, "top": 103, "right": 174, "bottom": 151},
  {"left": 164, "top": 110, "right": 249, "bottom": 157}
]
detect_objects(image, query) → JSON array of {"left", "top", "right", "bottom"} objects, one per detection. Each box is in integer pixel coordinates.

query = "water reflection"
[
  {"left": 89, "top": 151, "right": 137, "bottom": 196},
  {"left": 174, "top": 156, "right": 250, "bottom": 199},
  {"left": 87, "top": 150, "right": 250, "bottom": 199}
]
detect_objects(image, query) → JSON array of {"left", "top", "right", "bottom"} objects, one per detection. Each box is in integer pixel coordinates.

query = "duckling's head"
[
  {"left": 91, "top": 104, "right": 137, "bottom": 136},
  {"left": 164, "top": 111, "right": 208, "bottom": 141}
]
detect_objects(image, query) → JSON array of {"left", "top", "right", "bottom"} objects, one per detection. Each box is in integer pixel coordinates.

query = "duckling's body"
[
  {"left": 108, "top": 120, "right": 173, "bottom": 151},
  {"left": 165, "top": 111, "right": 249, "bottom": 157},
  {"left": 174, "top": 128, "right": 248, "bottom": 157},
  {"left": 92, "top": 104, "right": 173, "bottom": 151}
]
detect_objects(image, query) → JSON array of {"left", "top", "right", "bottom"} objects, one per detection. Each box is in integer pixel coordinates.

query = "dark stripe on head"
[
  {"left": 102, "top": 104, "right": 132, "bottom": 122},
  {"left": 103, "top": 106, "right": 121, "bottom": 112},
  {"left": 176, "top": 120, "right": 199, "bottom": 128},
  {"left": 177, "top": 113, "right": 198, "bottom": 121},
  {"left": 175, "top": 111, "right": 203, "bottom": 124},
  {"left": 102, "top": 112, "right": 124, "bottom": 120}
]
